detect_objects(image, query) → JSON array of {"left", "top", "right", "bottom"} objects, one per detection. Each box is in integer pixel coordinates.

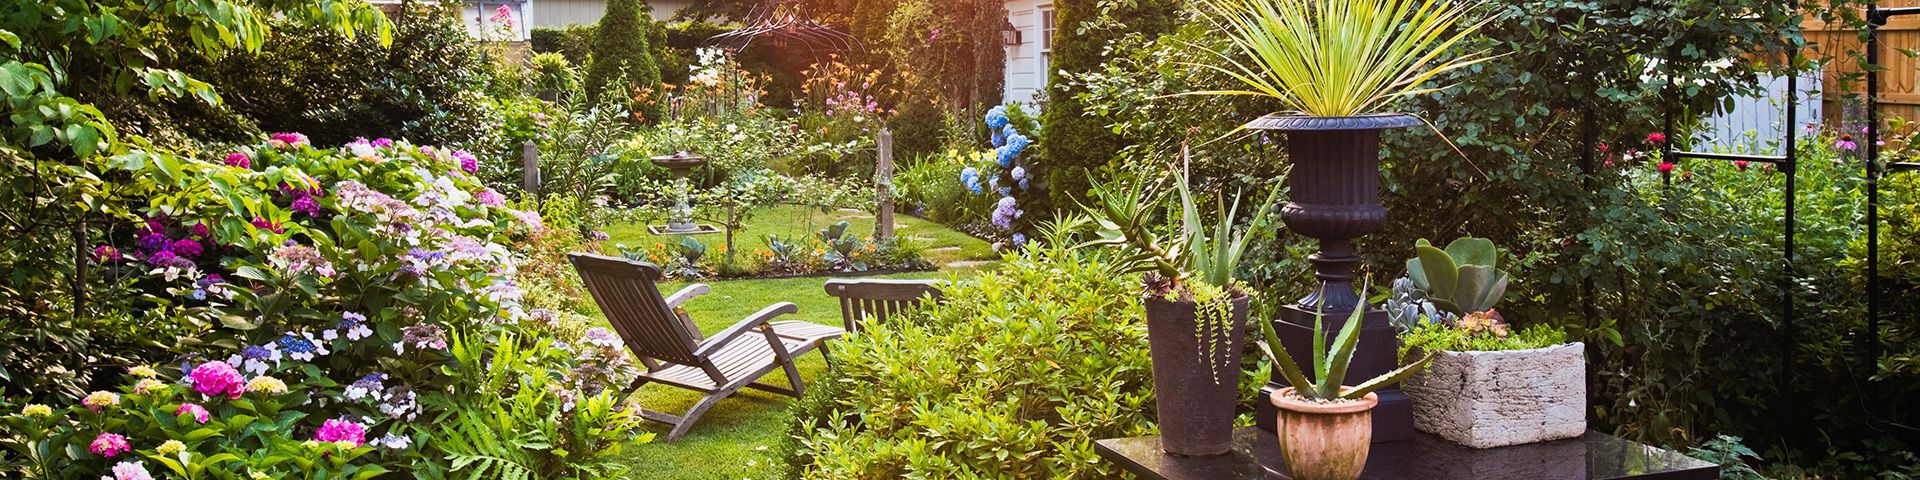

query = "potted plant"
[
  {"left": 1388, "top": 237, "right": 1585, "bottom": 449},
  {"left": 1189, "top": 0, "right": 1493, "bottom": 438},
  {"left": 1081, "top": 158, "right": 1278, "bottom": 456},
  {"left": 1257, "top": 294, "right": 1435, "bottom": 480}
]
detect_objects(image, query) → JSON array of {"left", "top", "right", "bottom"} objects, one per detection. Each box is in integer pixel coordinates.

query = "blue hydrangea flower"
[
  {"left": 991, "top": 129, "right": 1006, "bottom": 148},
  {"left": 1010, "top": 166, "right": 1026, "bottom": 181},
  {"left": 960, "top": 167, "right": 982, "bottom": 194},
  {"left": 996, "top": 133, "right": 1032, "bottom": 166},
  {"left": 1013, "top": 233, "right": 1028, "bottom": 246},
  {"left": 985, "top": 106, "right": 1010, "bottom": 129}
]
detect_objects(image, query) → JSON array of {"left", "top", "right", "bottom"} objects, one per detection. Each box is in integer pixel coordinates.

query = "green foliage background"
[{"left": 584, "top": 0, "right": 665, "bottom": 121}]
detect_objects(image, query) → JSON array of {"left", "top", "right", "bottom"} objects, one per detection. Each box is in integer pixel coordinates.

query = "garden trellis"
[
  {"left": 1864, "top": 4, "right": 1920, "bottom": 389},
  {"left": 1652, "top": 49, "right": 1802, "bottom": 426}
]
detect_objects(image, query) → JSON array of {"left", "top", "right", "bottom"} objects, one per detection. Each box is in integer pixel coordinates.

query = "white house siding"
[
  {"left": 369, "top": 0, "right": 532, "bottom": 41},
  {"left": 1696, "top": 69, "right": 1823, "bottom": 153},
  {"left": 1003, "top": 0, "right": 1052, "bottom": 106},
  {"left": 531, "top": 0, "right": 692, "bottom": 27}
]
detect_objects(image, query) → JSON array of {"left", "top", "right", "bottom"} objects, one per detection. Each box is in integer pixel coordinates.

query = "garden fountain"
[{"left": 648, "top": 152, "right": 721, "bottom": 235}]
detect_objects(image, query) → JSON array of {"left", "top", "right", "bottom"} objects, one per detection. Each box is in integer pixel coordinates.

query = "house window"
[{"left": 1040, "top": 6, "right": 1056, "bottom": 75}]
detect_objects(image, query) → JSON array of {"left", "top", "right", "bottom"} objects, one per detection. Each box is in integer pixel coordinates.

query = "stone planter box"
[{"left": 1403, "top": 343, "right": 1586, "bottom": 449}]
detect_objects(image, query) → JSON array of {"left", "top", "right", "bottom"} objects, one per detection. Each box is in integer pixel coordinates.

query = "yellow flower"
[
  {"left": 247, "top": 376, "right": 289, "bottom": 395},
  {"left": 128, "top": 365, "right": 158, "bottom": 378},
  {"left": 333, "top": 440, "right": 359, "bottom": 450},
  {"left": 156, "top": 440, "right": 186, "bottom": 456},
  {"left": 19, "top": 404, "right": 51, "bottom": 417},
  {"left": 133, "top": 378, "right": 166, "bottom": 395},
  {"left": 83, "top": 391, "right": 120, "bottom": 411}
]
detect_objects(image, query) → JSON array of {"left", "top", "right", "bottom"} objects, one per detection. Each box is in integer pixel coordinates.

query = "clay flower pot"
[
  {"left": 1272, "top": 387, "right": 1376, "bottom": 480},
  {"left": 1143, "top": 295, "right": 1250, "bottom": 456}
]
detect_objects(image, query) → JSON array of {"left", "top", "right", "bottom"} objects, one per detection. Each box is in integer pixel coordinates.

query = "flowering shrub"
[
  {"left": 1, "top": 134, "right": 646, "bottom": 477},
  {"left": 3, "top": 365, "right": 390, "bottom": 478}
]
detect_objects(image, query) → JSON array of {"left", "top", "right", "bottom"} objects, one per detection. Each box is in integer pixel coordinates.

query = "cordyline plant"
[
  {"left": 1259, "top": 292, "right": 1437, "bottom": 401},
  {"left": 1190, "top": 0, "right": 1494, "bottom": 117}
]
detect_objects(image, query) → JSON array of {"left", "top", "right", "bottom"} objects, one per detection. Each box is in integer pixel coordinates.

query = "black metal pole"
[
  {"left": 1782, "top": 60, "right": 1799, "bottom": 427},
  {"left": 1663, "top": 77, "right": 1676, "bottom": 187},
  {"left": 1867, "top": 4, "right": 1885, "bottom": 381}
]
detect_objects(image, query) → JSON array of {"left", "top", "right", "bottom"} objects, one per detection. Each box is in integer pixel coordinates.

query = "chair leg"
[
  {"left": 779, "top": 353, "right": 807, "bottom": 398},
  {"left": 665, "top": 388, "right": 734, "bottom": 443},
  {"left": 818, "top": 344, "right": 834, "bottom": 368}
]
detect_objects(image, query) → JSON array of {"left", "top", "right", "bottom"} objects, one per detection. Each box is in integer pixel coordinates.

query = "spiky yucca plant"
[
  {"left": 1259, "top": 294, "right": 1437, "bottom": 401},
  {"left": 1191, "top": 0, "right": 1493, "bottom": 117}
]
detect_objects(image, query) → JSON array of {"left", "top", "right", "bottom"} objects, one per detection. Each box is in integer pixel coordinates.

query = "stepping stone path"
[{"left": 945, "top": 260, "right": 996, "bottom": 268}]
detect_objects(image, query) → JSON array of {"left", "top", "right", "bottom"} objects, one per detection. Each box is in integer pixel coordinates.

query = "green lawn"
[
  {"left": 593, "top": 206, "right": 996, "bottom": 479},
  {"left": 600, "top": 204, "right": 999, "bottom": 266}
]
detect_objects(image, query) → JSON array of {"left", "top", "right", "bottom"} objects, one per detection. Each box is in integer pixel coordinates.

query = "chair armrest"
[
  {"left": 664, "top": 284, "right": 712, "bottom": 309},
  {"left": 693, "top": 302, "right": 799, "bottom": 357}
]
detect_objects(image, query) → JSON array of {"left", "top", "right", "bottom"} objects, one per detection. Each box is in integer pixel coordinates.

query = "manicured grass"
[
  {"left": 593, "top": 209, "right": 997, "bottom": 479},
  {"left": 600, "top": 204, "right": 999, "bottom": 266}
]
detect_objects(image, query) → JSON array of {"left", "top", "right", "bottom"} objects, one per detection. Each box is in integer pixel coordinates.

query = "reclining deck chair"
[
  {"left": 569, "top": 253, "right": 844, "bottom": 442},
  {"left": 822, "top": 278, "right": 945, "bottom": 333}
]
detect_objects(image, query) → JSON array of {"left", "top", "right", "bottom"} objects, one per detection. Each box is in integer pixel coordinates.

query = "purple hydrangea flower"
[
  {"left": 291, "top": 195, "right": 320, "bottom": 216},
  {"left": 170, "top": 239, "right": 204, "bottom": 258},
  {"left": 138, "top": 233, "right": 170, "bottom": 253},
  {"left": 991, "top": 196, "right": 1021, "bottom": 230},
  {"left": 454, "top": 150, "right": 479, "bottom": 174}
]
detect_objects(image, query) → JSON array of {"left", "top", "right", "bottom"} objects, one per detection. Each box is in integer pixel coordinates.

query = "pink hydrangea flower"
[
  {"left": 251, "top": 217, "right": 285, "bottom": 234},
  {"left": 189, "top": 361, "right": 246, "bottom": 399},
  {"left": 109, "top": 461, "right": 153, "bottom": 480},
  {"left": 190, "top": 223, "right": 211, "bottom": 238},
  {"left": 224, "top": 153, "right": 251, "bottom": 169},
  {"left": 93, "top": 245, "right": 121, "bottom": 263},
  {"left": 175, "top": 403, "right": 210, "bottom": 424},
  {"left": 474, "top": 189, "right": 505, "bottom": 207},
  {"left": 315, "top": 418, "right": 367, "bottom": 447},
  {"left": 269, "top": 132, "right": 309, "bottom": 148},
  {"left": 90, "top": 433, "right": 130, "bottom": 457}
]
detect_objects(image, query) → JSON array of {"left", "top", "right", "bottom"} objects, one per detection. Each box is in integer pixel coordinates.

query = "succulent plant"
[
  {"left": 1385, "top": 277, "right": 1457, "bottom": 330},
  {"left": 1406, "top": 237, "right": 1510, "bottom": 316},
  {"left": 1457, "top": 309, "right": 1511, "bottom": 339},
  {"left": 1258, "top": 293, "right": 1435, "bottom": 401}
]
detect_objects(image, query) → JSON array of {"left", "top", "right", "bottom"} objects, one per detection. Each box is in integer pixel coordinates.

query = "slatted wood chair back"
[
  {"left": 823, "top": 279, "right": 944, "bottom": 333},
  {"left": 570, "top": 253, "right": 704, "bottom": 365}
]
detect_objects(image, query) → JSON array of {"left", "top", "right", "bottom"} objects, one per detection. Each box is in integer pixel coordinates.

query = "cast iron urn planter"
[
  {"left": 1144, "top": 294, "right": 1251, "bottom": 456},
  {"left": 1249, "top": 113, "right": 1424, "bottom": 442}
]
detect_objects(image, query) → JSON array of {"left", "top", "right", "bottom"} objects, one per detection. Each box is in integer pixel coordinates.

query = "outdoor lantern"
[{"left": 1002, "top": 20, "right": 1021, "bottom": 46}]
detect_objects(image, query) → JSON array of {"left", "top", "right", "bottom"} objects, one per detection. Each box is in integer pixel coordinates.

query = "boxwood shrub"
[{"left": 782, "top": 249, "right": 1156, "bottom": 478}]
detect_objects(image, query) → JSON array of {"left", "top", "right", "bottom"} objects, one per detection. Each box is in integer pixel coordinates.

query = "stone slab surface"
[{"left": 1095, "top": 427, "right": 1718, "bottom": 480}]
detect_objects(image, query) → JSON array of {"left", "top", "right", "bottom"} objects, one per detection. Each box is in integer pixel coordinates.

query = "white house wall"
[
  {"left": 1002, "top": 0, "right": 1050, "bottom": 106},
  {"left": 531, "top": 0, "right": 692, "bottom": 27}
]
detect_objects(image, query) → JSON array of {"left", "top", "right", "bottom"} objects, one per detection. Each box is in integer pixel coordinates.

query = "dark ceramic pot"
[{"left": 1144, "top": 294, "right": 1251, "bottom": 456}]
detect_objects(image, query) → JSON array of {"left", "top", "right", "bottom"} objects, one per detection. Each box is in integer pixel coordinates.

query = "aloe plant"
[
  {"left": 1258, "top": 294, "right": 1436, "bottom": 401},
  {"left": 1406, "top": 237, "right": 1510, "bottom": 315},
  {"left": 1190, "top": 0, "right": 1494, "bottom": 117}
]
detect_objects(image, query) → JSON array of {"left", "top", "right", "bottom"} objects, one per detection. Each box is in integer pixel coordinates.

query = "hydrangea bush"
[{"left": 1, "top": 134, "right": 645, "bottom": 478}]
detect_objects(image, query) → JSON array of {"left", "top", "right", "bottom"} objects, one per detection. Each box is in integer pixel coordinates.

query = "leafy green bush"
[
  {"left": 783, "top": 248, "right": 1156, "bottom": 478},
  {"left": 204, "top": 2, "right": 494, "bottom": 147},
  {"left": 532, "top": 25, "right": 600, "bottom": 63},
  {"left": 1039, "top": 0, "right": 1180, "bottom": 209}
]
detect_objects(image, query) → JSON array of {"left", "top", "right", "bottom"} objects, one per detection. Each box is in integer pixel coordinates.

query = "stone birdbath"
[{"left": 647, "top": 152, "right": 721, "bottom": 235}]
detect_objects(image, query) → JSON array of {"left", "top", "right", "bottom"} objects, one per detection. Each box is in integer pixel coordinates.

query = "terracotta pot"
[
  {"left": 1272, "top": 387, "right": 1377, "bottom": 480},
  {"left": 1144, "top": 295, "right": 1250, "bottom": 456}
]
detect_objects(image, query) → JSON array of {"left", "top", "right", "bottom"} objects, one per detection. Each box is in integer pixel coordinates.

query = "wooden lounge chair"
[
  {"left": 823, "top": 278, "right": 945, "bottom": 333},
  {"left": 569, "top": 253, "right": 844, "bottom": 442}
]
